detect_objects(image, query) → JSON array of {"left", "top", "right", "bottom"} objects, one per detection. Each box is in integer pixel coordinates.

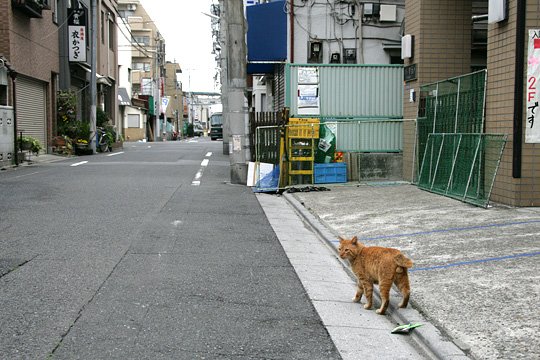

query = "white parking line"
[
  {"left": 205, "top": 152, "right": 212, "bottom": 157},
  {"left": 107, "top": 152, "right": 124, "bottom": 157},
  {"left": 70, "top": 161, "right": 88, "bottom": 167}
]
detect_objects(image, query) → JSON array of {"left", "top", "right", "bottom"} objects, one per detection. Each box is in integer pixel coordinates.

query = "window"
[
  {"left": 133, "top": 36, "right": 150, "bottom": 46},
  {"left": 0, "top": 66, "right": 8, "bottom": 106},
  {"left": 127, "top": 114, "right": 140, "bottom": 128},
  {"left": 101, "top": 11, "right": 105, "bottom": 44},
  {"left": 132, "top": 62, "right": 150, "bottom": 71},
  {"left": 52, "top": 0, "right": 59, "bottom": 24},
  {"left": 108, "top": 18, "right": 115, "bottom": 50}
]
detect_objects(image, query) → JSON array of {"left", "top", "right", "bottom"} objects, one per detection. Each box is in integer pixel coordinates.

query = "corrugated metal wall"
[
  {"left": 286, "top": 64, "right": 403, "bottom": 118},
  {"left": 325, "top": 120, "right": 403, "bottom": 152}
]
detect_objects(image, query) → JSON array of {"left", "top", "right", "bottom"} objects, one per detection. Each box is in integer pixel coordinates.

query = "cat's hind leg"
[
  {"left": 353, "top": 281, "right": 364, "bottom": 303},
  {"left": 376, "top": 279, "right": 393, "bottom": 315},
  {"left": 395, "top": 272, "right": 411, "bottom": 308}
]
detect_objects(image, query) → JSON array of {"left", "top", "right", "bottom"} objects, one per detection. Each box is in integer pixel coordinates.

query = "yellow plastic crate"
[
  {"left": 287, "top": 126, "right": 319, "bottom": 138},
  {"left": 287, "top": 118, "right": 320, "bottom": 138}
]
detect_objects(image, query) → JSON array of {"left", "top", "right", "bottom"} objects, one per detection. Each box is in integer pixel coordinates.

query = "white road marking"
[
  {"left": 107, "top": 151, "right": 124, "bottom": 157},
  {"left": 191, "top": 153, "right": 212, "bottom": 186},
  {"left": 70, "top": 161, "right": 88, "bottom": 167}
]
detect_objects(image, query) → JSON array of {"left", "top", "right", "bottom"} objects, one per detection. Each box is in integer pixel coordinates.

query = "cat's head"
[{"left": 338, "top": 236, "right": 364, "bottom": 260}]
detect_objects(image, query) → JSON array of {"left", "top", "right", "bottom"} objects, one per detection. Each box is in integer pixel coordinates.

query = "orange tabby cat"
[{"left": 338, "top": 236, "right": 413, "bottom": 315}]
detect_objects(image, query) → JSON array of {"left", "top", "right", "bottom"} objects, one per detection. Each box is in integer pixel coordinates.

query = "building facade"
[
  {"left": 57, "top": 0, "right": 119, "bottom": 138},
  {"left": 163, "top": 61, "right": 183, "bottom": 138},
  {"left": 1, "top": 0, "right": 60, "bottom": 153},
  {"left": 402, "top": 0, "right": 540, "bottom": 206},
  {"left": 118, "top": 0, "right": 165, "bottom": 141}
]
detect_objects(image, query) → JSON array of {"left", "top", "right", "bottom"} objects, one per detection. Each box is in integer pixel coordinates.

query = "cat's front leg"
[
  {"left": 353, "top": 282, "right": 364, "bottom": 303},
  {"left": 361, "top": 281, "right": 373, "bottom": 309}
]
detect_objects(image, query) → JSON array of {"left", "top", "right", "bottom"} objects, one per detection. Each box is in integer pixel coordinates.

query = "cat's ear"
[
  {"left": 338, "top": 236, "right": 345, "bottom": 243},
  {"left": 351, "top": 236, "right": 358, "bottom": 245}
]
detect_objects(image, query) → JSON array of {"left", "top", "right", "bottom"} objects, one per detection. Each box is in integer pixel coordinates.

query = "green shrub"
[{"left": 20, "top": 136, "right": 43, "bottom": 154}]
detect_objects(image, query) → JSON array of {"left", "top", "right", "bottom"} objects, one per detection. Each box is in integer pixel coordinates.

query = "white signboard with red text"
[
  {"left": 526, "top": 30, "right": 540, "bottom": 143},
  {"left": 68, "top": 8, "right": 87, "bottom": 62}
]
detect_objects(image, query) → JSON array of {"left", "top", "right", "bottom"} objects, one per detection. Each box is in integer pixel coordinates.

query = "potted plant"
[{"left": 20, "top": 135, "right": 43, "bottom": 155}]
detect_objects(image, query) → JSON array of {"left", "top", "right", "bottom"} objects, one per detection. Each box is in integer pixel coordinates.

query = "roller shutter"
[
  {"left": 16, "top": 77, "right": 47, "bottom": 150},
  {"left": 274, "top": 64, "right": 285, "bottom": 111}
]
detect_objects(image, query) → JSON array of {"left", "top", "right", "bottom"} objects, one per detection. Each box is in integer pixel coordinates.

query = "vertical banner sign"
[
  {"left": 526, "top": 30, "right": 540, "bottom": 143},
  {"left": 68, "top": 8, "right": 87, "bottom": 62},
  {"left": 297, "top": 67, "right": 320, "bottom": 115}
]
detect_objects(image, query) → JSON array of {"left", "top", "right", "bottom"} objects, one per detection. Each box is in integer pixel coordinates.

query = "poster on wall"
[
  {"left": 68, "top": 8, "right": 87, "bottom": 62},
  {"left": 297, "top": 67, "right": 320, "bottom": 115},
  {"left": 526, "top": 29, "right": 540, "bottom": 143}
]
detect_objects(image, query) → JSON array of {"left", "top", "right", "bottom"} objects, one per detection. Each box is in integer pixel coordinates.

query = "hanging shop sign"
[
  {"left": 68, "top": 8, "right": 87, "bottom": 62},
  {"left": 526, "top": 29, "right": 540, "bottom": 143}
]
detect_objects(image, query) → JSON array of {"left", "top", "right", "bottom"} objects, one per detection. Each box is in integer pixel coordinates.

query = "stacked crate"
[{"left": 286, "top": 118, "right": 319, "bottom": 185}]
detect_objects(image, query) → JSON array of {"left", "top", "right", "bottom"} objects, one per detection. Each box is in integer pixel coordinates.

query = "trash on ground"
[{"left": 391, "top": 323, "right": 423, "bottom": 334}]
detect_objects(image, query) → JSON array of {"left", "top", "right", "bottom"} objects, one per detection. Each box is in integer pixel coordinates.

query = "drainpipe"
[
  {"left": 290, "top": 0, "right": 294, "bottom": 63},
  {"left": 512, "top": 0, "right": 526, "bottom": 179}
]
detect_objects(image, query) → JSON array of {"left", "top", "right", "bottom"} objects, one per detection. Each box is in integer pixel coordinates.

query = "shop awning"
[{"left": 118, "top": 87, "right": 131, "bottom": 106}]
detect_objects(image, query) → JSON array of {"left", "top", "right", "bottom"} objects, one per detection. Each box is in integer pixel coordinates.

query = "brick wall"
[
  {"left": 487, "top": 0, "right": 540, "bottom": 206},
  {"left": 0, "top": 0, "right": 10, "bottom": 57},
  {"left": 9, "top": 4, "right": 60, "bottom": 151},
  {"left": 402, "top": 0, "right": 472, "bottom": 182}
]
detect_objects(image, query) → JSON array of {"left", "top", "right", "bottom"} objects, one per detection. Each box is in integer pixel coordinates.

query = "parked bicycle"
[{"left": 96, "top": 126, "right": 112, "bottom": 153}]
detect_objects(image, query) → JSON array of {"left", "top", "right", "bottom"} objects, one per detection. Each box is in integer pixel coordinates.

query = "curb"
[{"left": 283, "top": 192, "right": 471, "bottom": 360}]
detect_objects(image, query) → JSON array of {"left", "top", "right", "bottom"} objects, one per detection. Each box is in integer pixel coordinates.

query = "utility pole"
[
  {"left": 218, "top": 0, "right": 229, "bottom": 156},
  {"left": 223, "top": 0, "right": 248, "bottom": 184},
  {"left": 90, "top": 0, "right": 97, "bottom": 152}
]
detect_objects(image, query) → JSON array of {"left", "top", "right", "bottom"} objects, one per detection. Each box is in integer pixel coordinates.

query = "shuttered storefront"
[
  {"left": 17, "top": 77, "right": 47, "bottom": 150},
  {"left": 274, "top": 64, "right": 285, "bottom": 111}
]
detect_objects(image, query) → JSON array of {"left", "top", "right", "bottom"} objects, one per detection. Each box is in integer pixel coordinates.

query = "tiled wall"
[
  {"left": 402, "top": 0, "right": 472, "bottom": 182},
  {"left": 487, "top": 0, "right": 540, "bottom": 206},
  {"left": 403, "top": 0, "right": 540, "bottom": 206}
]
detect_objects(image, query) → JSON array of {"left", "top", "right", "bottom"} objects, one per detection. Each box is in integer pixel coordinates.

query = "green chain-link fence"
[
  {"left": 416, "top": 70, "right": 507, "bottom": 207},
  {"left": 418, "top": 134, "right": 507, "bottom": 207}
]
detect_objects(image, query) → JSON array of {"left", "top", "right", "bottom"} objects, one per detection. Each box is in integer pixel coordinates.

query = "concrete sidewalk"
[{"left": 284, "top": 183, "right": 540, "bottom": 360}]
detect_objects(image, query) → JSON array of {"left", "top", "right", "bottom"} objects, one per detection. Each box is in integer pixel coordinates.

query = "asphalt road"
[{"left": 0, "top": 139, "right": 340, "bottom": 359}]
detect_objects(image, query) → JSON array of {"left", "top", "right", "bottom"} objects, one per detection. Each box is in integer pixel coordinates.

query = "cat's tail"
[{"left": 394, "top": 253, "right": 414, "bottom": 269}]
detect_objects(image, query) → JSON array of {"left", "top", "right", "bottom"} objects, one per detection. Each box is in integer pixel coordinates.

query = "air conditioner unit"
[{"left": 127, "top": 4, "right": 137, "bottom": 11}]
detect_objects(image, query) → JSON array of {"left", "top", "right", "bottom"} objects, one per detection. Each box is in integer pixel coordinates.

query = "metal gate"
[
  {"left": 16, "top": 77, "right": 47, "bottom": 151},
  {"left": 0, "top": 106, "right": 14, "bottom": 167}
]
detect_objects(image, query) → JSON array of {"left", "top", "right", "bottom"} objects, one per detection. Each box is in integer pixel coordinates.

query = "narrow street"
[{"left": 0, "top": 139, "right": 341, "bottom": 359}]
